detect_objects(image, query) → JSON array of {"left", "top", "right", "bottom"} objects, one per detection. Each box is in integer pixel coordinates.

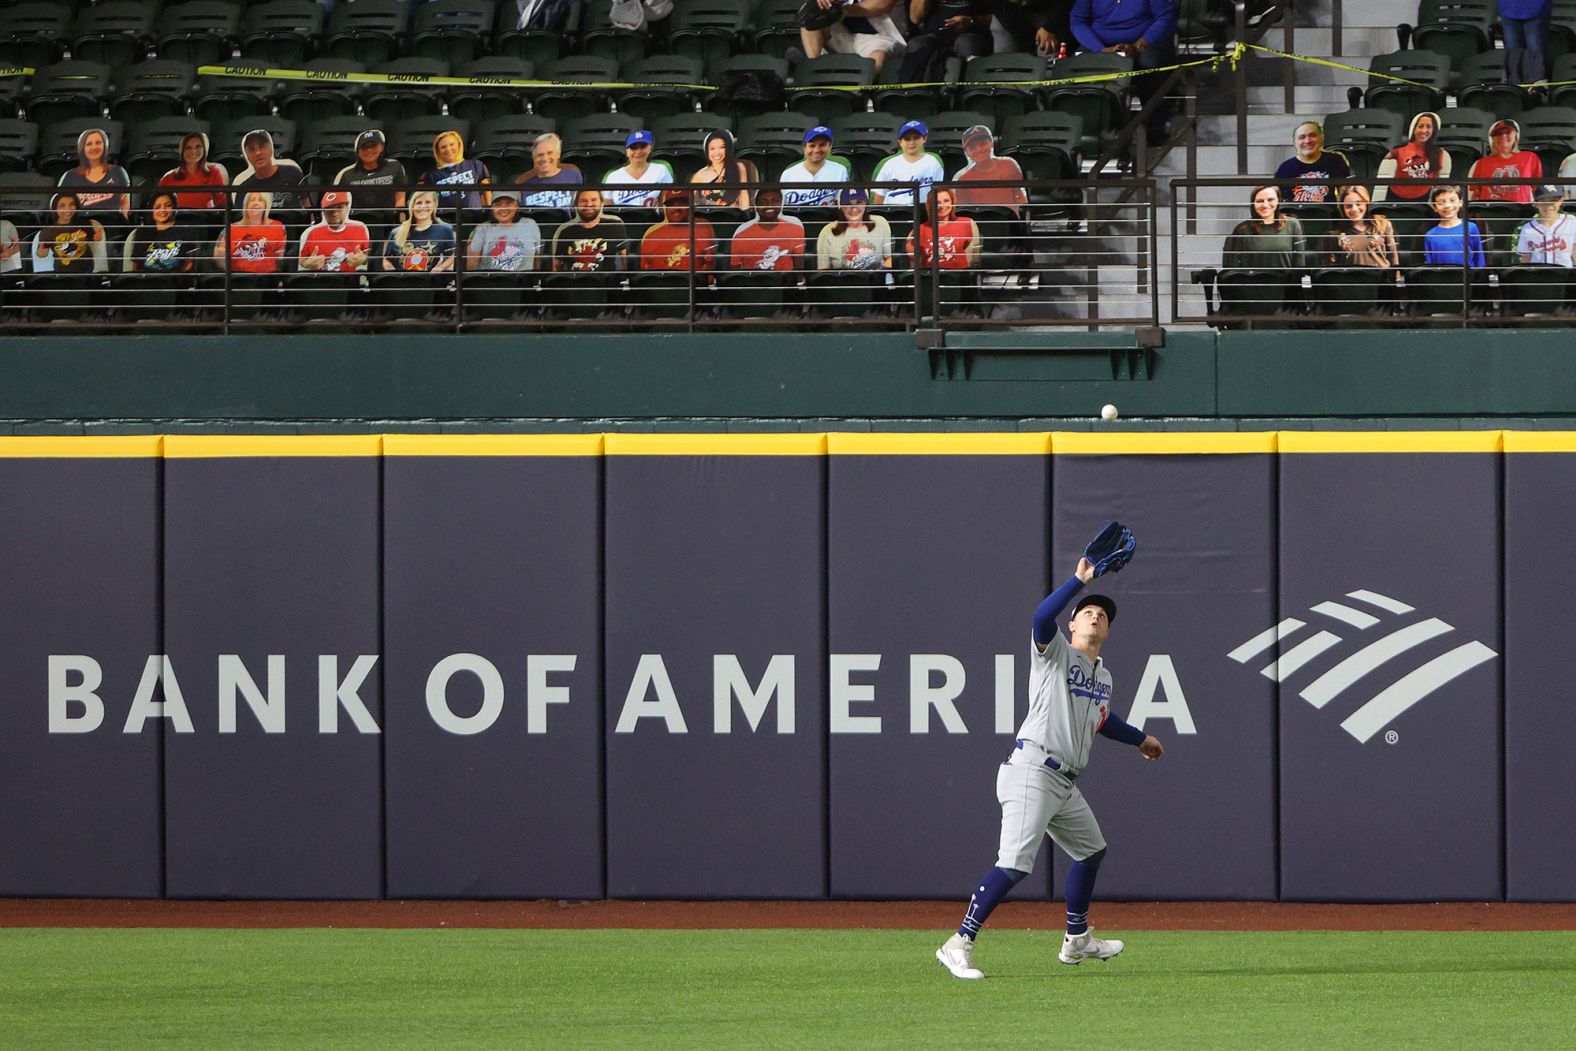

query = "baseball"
[{"left": 1100, "top": 403, "right": 1119, "bottom": 421}]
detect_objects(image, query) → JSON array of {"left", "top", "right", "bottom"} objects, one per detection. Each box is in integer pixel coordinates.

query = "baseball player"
[{"left": 936, "top": 550, "right": 1163, "bottom": 979}]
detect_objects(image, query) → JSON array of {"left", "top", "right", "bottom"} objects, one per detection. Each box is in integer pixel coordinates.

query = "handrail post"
[{"left": 1235, "top": 2, "right": 1248, "bottom": 173}]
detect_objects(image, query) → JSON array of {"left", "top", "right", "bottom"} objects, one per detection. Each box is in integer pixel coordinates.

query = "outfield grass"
[{"left": 3, "top": 928, "right": 1573, "bottom": 1050}]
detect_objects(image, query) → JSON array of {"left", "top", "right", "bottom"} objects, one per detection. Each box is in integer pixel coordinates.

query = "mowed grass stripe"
[{"left": 2, "top": 929, "right": 1573, "bottom": 1050}]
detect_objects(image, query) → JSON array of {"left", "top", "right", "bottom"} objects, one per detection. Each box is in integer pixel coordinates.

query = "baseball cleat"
[
  {"left": 1058, "top": 928, "right": 1125, "bottom": 965},
  {"left": 936, "top": 933, "right": 984, "bottom": 979}
]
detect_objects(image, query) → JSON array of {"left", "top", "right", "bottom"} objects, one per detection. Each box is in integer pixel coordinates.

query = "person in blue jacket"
[{"left": 1071, "top": 0, "right": 1178, "bottom": 139}]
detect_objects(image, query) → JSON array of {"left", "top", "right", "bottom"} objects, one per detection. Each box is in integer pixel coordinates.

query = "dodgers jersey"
[{"left": 1017, "top": 631, "right": 1113, "bottom": 775}]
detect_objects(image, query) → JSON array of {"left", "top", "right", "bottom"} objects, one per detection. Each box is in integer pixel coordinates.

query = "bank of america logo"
[{"left": 1227, "top": 590, "right": 1497, "bottom": 743}]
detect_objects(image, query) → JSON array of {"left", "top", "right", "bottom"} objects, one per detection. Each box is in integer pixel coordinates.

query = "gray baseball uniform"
[{"left": 995, "top": 630, "right": 1112, "bottom": 871}]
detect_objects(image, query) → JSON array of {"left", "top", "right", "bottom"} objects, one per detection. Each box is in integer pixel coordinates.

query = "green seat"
[
  {"left": 1364, "top": 50, "right": 1449, "bottom": 127},
  {"left": 1410, "top": 1, "right": 1494, "bottom": 79},
  {"left": 789, "top": 53, "right": 876, "bottom": 118},
  {"left": 155, "top": 1, "right": 241, "bottom": 66},
  {"left": 530, "top": 56, "right": 619, "bottom": 122},
  {"left": 324, "top": 0, "right": 412, "bottom": 66},
  {"left": 110, "top": 60, "right": 195, "bottom": 125},
  {"left": 752, "top": 0, "right": 805, "bottom": 61},
  {"left": 670, "top": 0, "right": 747, "bottom": 69},
  {"left": 412, "top": 0, "right": 496, "bottom": 66},
  {"left": 1323, "top": 108, "right": 1407, "bottom": 185},
  {"left": 560, "top": 113, "right": 644, "bottom": 173},
  {"left": 1550, "top": 53, "right": 1576, "bottom": 110},
  {"left": 364, "top": 58, "right": 451, "bottom": 123},
  {"left": 830, "top": 112, "right": 905, "bottom": 179},
  {"left": 1434, "top": 106, "right": 1494, "bottom": 177},
  {"left": 472, "top": 113, "right": 558, "bottom": 182},
  {"left": 193, "top": 62, "right": 277, "bottom": 125},
  {"left": 494, "top": 0, "right": 572, "bottom": 67},
  {"left": 0, "top": 3, "right": 72, "bottom": 70},
  {"left": 1040, "top": 52, "right": 1132, "bottom": 156},
  {"left": 449, "top": 57, "right": 536, "bottom": 125},
  {"left": 26, "top": 60, "right": 111, "bottom": 127},
  {"left": 1455, "top": 50, "right": 1527, "bottom": 120},
  {"left": 737, "top": 110, "right": 824, "bottom": 173},
  {"left": 239, "top": 0, "right": 325, "bottom": 69},
  {"left": 1500, "top": 264, "right": 1571, "bottom": 317},
  {"left": 276, "top": 58, "right": 367, "bottom": 125},
  {"left": 0, "top": 118, "right": 38, "bottom": 172},
  {"left": 959, "top": 52, "right": 1048, "bottom": 129},
  {"left": 1003, "top": 111, "right": 1084, "bottom": 211},
  {"left": 579, "top": 0, "right": 648, "bottom": 67},
  {"left": 1514, "top": 105, "right": 1576, "bottom": 176},
  {"left": 387, "top": 115, "right": 471, "bottom": 164},
  {"left": 71, "top": 1, "right": 155, "bottom": 69},
  {"left": 616, "top": 55, "right": 706, "bottom": 122}
]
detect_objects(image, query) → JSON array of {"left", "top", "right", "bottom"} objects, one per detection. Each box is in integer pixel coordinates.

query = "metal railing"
[
  {"left": 1, "top": 180, "right": 1160, "bottom": 333},
  {"left": 1173, "top": 176, "right": 1576, "bottom": 328}
]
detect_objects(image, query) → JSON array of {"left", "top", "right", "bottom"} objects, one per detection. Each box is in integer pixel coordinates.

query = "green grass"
[{"left": 3, "top": 928, "right": 1574, "bottom": 1050}]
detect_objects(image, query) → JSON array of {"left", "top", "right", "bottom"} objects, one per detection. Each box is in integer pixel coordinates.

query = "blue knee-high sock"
[
  {"left": 1064, "top": 851, "right": 1105, "bottom": 936},
  {"left": 958, "top": 867, "right": 1026, "bottom": 940}
]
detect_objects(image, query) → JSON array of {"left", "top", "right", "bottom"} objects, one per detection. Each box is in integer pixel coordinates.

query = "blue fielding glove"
[{"left": 1083, "top": 520, "right": 1137, "bottom": 577}]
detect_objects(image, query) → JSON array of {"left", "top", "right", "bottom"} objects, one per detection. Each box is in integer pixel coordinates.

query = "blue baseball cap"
[
  {"left": 898, "top": 120, "right": 928, "bottom": 138},
  {"left": 803, "top": 125, "right": 834, "bottom": 144},
  {"left": 838, "top": 187, "right": 869, "bottom": 205},
  {"left": 626, "top": 130, "right": 654, "bottom": 148}
]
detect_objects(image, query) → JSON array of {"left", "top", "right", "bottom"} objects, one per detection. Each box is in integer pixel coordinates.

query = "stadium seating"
[
  {"left": 1408, "top": 0, "right": 1494, "bottom": 82},
  {"left": 0, "top": 2, "right": 71, "bottom": 70},
  {"left": 210, "top": 115, "right": 298, "bottom": 171},
  {"left": 155, "top": 1, "right": 242, "bottom": 66},
  {"left": 615, "top": 55, "right": 706, "bottom": 122},
  {"left": 1450, "top": 51, "right": 1526, "bottom": 120},
  {"left": 1364, "top": 50, "right": 1449, "bottom": 126},
  {"left": 959, "top": 53, "right": 1048, "bottom": 129},
  {"left": 277, "top": 58, "right": 367, "bottom": 125},
  {"left": 411, "top": 0, "right": 498, "bottom": 66},
  {"left": 0, "top": 116, "right": 38, "bottom": 172},
  {"left": 530, "top": 56, "right": 620, "bottom": 122},
  {"left": 125, "top": 114, "right": 206, "bottom": 184},
  {"left": 192, "top": 62, "right": 277, "bottom": 124},
  {"left": 579, "top": 0, "right": 647, "bottom": 67},
  {"left": 109, "top": 60, "right": 196, "bottom": 125},
  {"left": 471, "top": 112, "right": 557, "bottom": 180},
  {"left": 239, "top": 0, "right": 326, "bottom": 68},
  {"left": 669, "top": 0, "right": 749, "bottom": 69},
  {"left": 560, "top": 113, "right": 643, "bottom": 173},
  {"left": 1039, "top": 51, "right": 1133, "bottom": 156},
  {"left": 1434, "top": 106, "right": 1494, "bottom": 174},
  {"left": 26, "top": 61, "right": 112, "bottom": 127},
  {"left": 300, "top": 114, "right": 386, "bottom": 181},
  {"left": 324, "top": 0, "right": 412, "bottom": 66},
  {"left": 651, "top": 111, "right": 731, "bottom": 176},
  {"left": 447, "top": 56, "right": 536, "bottom": 124},
  {"left": 494, "top": 0, "right": 570, "bottom": 67},
  {"left": 789, "top": 53, "right": 877, "bottom": 118},
  {"left": 71, "top": 1, "right": 156, "bottom": 69},
  {"left": 918, "top": 111, "right": 996, "bottom": 174},
  {"left": 363, "top": 58, "right": 451, "bottom": 123},
  {"left": 1513, "top": 106, "right": 1576, "bottom": 175}
]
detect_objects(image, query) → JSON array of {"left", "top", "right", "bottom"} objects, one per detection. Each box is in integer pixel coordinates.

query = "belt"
[{"left": 1014, "top": 739, "right": 1077, "bottom": 781}]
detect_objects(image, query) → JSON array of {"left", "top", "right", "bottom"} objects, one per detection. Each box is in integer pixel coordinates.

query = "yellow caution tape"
[
  {"left": 1242, "top": 43, "right": 1438, "bottom": 90},
  {"left": 0, "top": 66, "right": 36, "bottom": 77},
  {"left": 197, "top": 64, "right": 720, "bottom": 92}
]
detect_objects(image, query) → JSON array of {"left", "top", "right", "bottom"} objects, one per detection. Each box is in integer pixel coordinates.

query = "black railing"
[
  {"left": 1173, "top": 176, "right": 1576, "bottom": 328},
  {"left": 2, "top": 179, "right": 1160, "bottom": 332}
]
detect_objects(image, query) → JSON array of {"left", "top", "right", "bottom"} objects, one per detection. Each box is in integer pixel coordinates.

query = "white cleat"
[
  {"left": 1058, "top": 928, "right": 1125, "bottom": 965},
  {"left": 936, "top": 933, "right": 984, "bottom": 979}
]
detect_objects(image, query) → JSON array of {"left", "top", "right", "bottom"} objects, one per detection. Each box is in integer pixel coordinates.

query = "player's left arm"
[{"left": 1098, "top": 709, "right": 1164, "bottom": 759}]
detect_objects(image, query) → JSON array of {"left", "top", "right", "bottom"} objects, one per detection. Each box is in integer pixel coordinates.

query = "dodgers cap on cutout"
[
  {"left": 803, "top": 125, "right": 834, "bottom": 143},
  {"left": 898, "top": 120, "right": 929, "bottom": 137}
]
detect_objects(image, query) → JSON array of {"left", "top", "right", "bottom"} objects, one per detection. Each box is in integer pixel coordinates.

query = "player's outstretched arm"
[
  {"left": 1139, "top": 736, "right": 1163, "bottom": 760},
  {"left": 1032, "top": 562, "right": 1091, "bottom": 646}
]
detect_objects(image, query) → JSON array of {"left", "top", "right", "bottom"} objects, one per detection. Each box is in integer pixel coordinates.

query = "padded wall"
[
  {"left": 1277, "top": 438, "right": 1503, "bottom": 901},
  {"left": 603, "top": 437, "right": 828, "bottom": 898},
  {"left": 162, "top": 440, "right": 384, "bottom": 899},
  {"left": 382, "top": 441, "right": 604, "bottom": 899},
  {"left": 826, "top": 437, "right": 1054, "bottom": 900},
  {"left": 0, "top": 447, "right": 163, "bottom": 896},
  {"left": 1052, "top": 438, "right": 1278, "bottom": 900},
  {"left": 1502, "top": 440, "right": 1576, "bottom": 901}
]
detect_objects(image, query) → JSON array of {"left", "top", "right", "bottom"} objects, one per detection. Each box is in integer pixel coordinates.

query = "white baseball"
[{"left": 1100, "top": 403, "right": 1119, "bottom": 421}]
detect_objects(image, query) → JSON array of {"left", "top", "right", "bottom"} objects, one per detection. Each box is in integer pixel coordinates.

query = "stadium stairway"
[{"left": 1136, "top": 0, "right": 1424, "bottom": 326}]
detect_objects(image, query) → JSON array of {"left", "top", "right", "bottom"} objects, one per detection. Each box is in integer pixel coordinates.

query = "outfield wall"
[{"left": 1, "top": 432, "right": 1571, "bottom": 903}]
